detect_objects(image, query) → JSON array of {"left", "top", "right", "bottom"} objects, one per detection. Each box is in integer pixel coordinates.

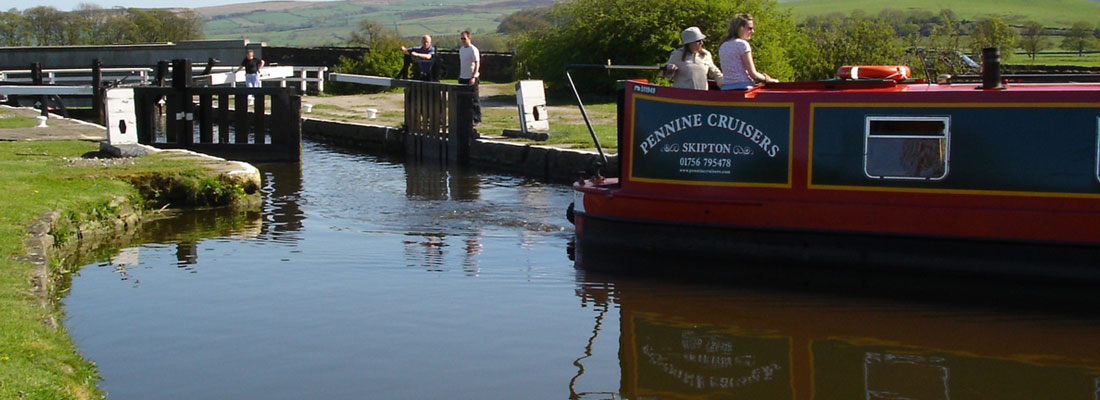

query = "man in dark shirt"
[
  {"left": 399, "top": 35, "right": 438, "bottom": 81},
  {"left": 235, "top": 49, "right": 264, "bottom": 88}
]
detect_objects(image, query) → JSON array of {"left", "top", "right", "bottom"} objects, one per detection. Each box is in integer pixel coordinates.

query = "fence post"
[
  {"left": 169, "top": 59, "right": 194, "bottom": 146},
  {"left": 30, "top": 62, "right": 47, "bottom": 117},
  {"left": 92, "top": 59, "right": 104, "bottom": 125},
  {"left": 452, "top": 85, "right": 474, "bottom": 165},
  {"left": 134, "top": 89, "right": 154, "bottom": 144},
  {"left": 156, "top": 61, "right": 170, "bottom": 87}
]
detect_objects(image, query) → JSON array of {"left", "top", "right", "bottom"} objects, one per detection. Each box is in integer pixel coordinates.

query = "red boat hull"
[{"left": 571, "top": 79, "right": 1100, "bottom": 285}]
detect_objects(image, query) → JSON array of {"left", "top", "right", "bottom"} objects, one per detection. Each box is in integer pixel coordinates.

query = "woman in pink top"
[{"left": 718, "top": 13, "right": 778, "bottom": 90}]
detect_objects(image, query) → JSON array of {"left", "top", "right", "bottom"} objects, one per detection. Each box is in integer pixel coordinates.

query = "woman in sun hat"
[
  {"left": 663, "top": 26, "right": 723, "bottom": 90},
  {"left": 718, "top": 13, "right": 778, "bottom": 90}
]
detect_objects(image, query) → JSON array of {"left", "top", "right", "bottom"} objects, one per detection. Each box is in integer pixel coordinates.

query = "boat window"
[
  {"left": 1095, "top": 117, "right": 1100, "bottom": 184},
  {"left": 864, "top": 116, "right": 950, "bottom": 180}
]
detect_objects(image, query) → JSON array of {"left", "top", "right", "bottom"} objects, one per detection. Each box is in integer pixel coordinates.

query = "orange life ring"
[{"left": 837, "top": 65, "right": 911, "bottom": 81}]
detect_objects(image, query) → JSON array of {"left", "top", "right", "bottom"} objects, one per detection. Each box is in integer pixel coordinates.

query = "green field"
[
  {"left": 202, "top": 0, "right": 536, "bottom": 47},
  {"left": 1005, "top": 51, "right": 1100, "bottom": 67},
  {"left": 777, "top": 0, "right": 1100, "bottom": 27}
]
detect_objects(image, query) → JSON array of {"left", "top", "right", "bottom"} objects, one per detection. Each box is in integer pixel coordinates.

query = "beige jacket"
[{"left": 663, "top": 47, "right": 722, "bottom": 90}]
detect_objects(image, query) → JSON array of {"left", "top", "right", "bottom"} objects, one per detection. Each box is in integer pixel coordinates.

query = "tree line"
[
  {"left": 498, "top": 1, "right": 1100, "bottom": 93},
  {"left": 0, "top": 5, "right": 203, "bottom": 47}
]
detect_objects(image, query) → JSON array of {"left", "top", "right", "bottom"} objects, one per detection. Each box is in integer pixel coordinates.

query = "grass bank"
[{"left": 0, "top": 134, "right": 253, "bottom": 399}]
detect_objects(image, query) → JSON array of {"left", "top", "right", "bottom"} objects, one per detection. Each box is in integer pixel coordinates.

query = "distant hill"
[
  {"left": 199, "top": 0, "right": 1100, "bottom": 47},
  {"left": 197, "top": 0, "right": 551, "bottom": 47}
]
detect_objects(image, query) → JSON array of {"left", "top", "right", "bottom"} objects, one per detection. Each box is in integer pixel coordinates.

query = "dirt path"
[
  {"left": 0, "top": 106, "right": 107, "bottom": 142},
  {"left": 300, "top": 82, "right": 615, "bottom": 139}
]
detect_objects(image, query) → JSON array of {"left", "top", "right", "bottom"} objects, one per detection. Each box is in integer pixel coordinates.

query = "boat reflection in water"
[{"left": 573, "top": 272, "right": 1100, "bottom": 399}]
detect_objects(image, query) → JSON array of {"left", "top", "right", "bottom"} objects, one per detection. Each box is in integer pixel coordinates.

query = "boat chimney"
[{"left": 981, "top": 47, "right": 1004, "bottom": 89}]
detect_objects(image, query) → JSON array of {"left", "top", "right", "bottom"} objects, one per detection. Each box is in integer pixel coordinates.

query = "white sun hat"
[{"left": 680, "top": 27, "right": 706, "bottom": 45}]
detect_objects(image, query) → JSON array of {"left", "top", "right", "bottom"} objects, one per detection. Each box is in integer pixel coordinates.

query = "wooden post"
[
  {"left": 134, "top": 89, "right": 154, "bottom": 144},
  {"left": 218, "top": 93, "right": 230, "bottom": 143},
  {"left": 452, "top": 85, "right": 474, "bottom": 165},
  {"left": 91, "top": 59, "right": 104, "bottom": 125},
  {"left": 30, "top": 63, "right": 47, "bottom": 117},
  {"left": 199, "top": 94, "right": 213, "bottom": 143},
  {"left": 286, "top": 94, "right": 302, "bottom": 159},
  {"left": 253, "top": 94, "right": 265, "bottom": 144},
  {"left": 156, "top": 61, "right": 170, "bottom": 87},
  {"left": 234, "top": 93, "right": 249, "bottom": 143},
  {"left": 171, "top": 59, "right": 194, "bottom": 146}
]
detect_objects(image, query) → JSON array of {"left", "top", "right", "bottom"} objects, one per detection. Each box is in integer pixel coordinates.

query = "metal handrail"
[{"left": 564, "top": 63, "right": 662, "bottom": 168}]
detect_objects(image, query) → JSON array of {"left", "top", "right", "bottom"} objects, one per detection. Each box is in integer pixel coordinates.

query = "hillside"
[
  {"left": 198, "top": 0, "right": 551, "bottom": 47},
  {"left": 199, "top": 0, "right": 1100, "bottom": 47}
]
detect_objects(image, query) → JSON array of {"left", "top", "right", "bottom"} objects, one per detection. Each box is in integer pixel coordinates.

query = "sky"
[{"left": 0, "top": 0, "right": 279, "bottom": 11}]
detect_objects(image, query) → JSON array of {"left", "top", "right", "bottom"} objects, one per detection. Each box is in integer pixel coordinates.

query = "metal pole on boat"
[
  {"left": 564, "top": 69, "right": 606, "bottom": 166},
  {"left": 564, "top": 64, "right": 662, "bottom": 170}
]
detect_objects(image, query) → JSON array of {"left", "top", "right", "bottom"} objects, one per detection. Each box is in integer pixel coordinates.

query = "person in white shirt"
[
  {"left": 458, "top": 30, "right": 481, "bottom": 124},
  {"left": 718, "top": 14, "right": 778, "bottom": 90},
  {"left": 663, "top": 27, "right": 722, "bottom": 90}
]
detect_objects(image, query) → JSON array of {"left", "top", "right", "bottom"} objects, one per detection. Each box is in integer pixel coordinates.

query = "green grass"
[
  {"left": 1006, "top": 52, "right": 1100, "bottom": 68},
  {"left": 476, "top": 97, "right": 619, "bottom": 152},
  {"left": 0, "top": 111, "right": 37, "bottom": 129},
  {"left": 0, "top": 141, "right": 125, "bottom": 400},
  {"left": 0, "top": 141, "right": 253, "bottom": 399},
  {"left": 778, "top": 0, "right": 1100, "bottom": 28}
]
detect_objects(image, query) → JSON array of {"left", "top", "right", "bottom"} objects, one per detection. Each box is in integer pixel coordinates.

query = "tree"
[
  {"left": 800, "top": 12, "right": 902, "bottom": 80},
  {"left": 348, "top": 18, "right": 398, "bottom": 48},
  {"left": 1061, "top": 21, "right": 1099, "bottom": 56},
  {"left": 497, "top": 8, "right": 552, "bottom": 35},
  {"left": 101, "top": 15, "right": 137, "bottom": 44},
  {"left": 332, "top": 18, "right": 403, "bottom": 94},
  {"left": 23, "top": 6, "right": 66, "bottom": 46},
  {"left": 123, "top": 9, "right": 203, "bottom": 43},
  {"left": 513, "top": 0, "right": 804, "bottom": 94},
  {"left": 969, "top": 17, "right": 1015, "bottom": 59},
  {"left": 905, "top": 10, "right": 971, "bottom": 79},
  {"left": 0, "top": 10, "right": 29, "bottom": 46},
  {"left": 0, "top": 6, "right": 200, "bottom": 46},
  {"left": 1017, "top": 21, "right": 1048, "bottom": 62},
  {"left": 162, "top": 10, "right": 203, "bottom": 42}
]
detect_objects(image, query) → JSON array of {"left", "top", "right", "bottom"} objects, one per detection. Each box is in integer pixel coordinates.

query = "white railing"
[
  {"left": 0, "top": 65, "right": 328, "bottom": 92},
  {"left": 200, "top": 66, "right": 327, "bottom": 92},
  {"left": 0, "top": 67, "right": 154, "bottom": 86}
]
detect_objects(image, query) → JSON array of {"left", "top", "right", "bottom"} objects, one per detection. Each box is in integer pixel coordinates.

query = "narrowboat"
[{"left": 569, "top": 61, "right": 1100, "bottom": 286}]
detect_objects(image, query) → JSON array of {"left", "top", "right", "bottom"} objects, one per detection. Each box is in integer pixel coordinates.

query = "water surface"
[{"left": 63, "top": 140, "right": 1100, "bottom": 399}]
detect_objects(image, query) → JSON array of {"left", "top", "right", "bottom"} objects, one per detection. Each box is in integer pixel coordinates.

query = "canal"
[{"left": 63, "top": 140, "right": 1100, "bottom": 399}]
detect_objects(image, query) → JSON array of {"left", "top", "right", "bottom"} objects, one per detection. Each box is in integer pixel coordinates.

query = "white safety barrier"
[{"left": 1, "top": 65, "right": 328, "bottom": 92}]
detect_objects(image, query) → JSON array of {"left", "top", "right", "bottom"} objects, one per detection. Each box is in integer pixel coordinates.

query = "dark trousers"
[
  {"left": 457, "top": 78, "right": 481, "bottom": 124},
  {"left": 398, "top": 54, "right": 440, "bottom": 82}
]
